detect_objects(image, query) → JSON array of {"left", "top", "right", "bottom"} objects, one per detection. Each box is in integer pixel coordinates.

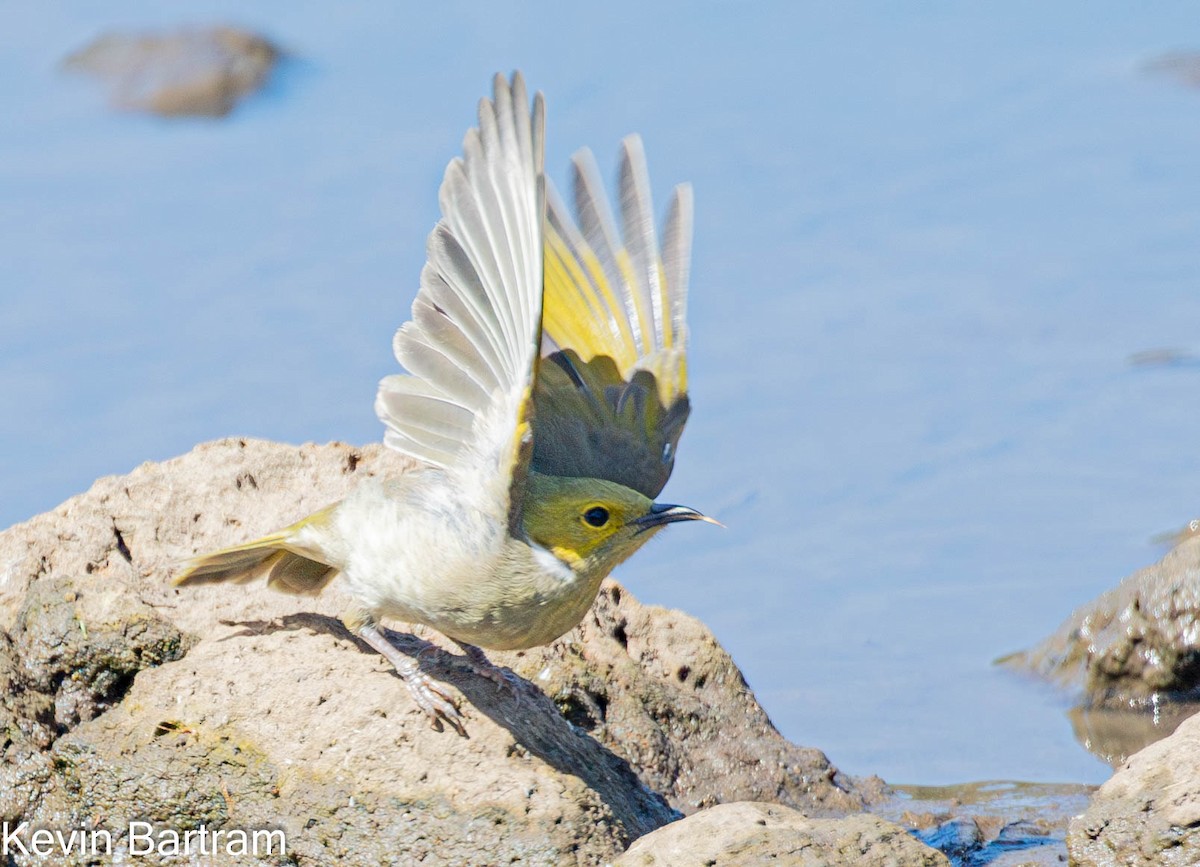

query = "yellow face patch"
[{"left": 522, "top": 474, "right": 658, "bottom": 570}]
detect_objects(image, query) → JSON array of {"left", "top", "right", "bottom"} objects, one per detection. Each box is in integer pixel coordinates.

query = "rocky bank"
[
  {"left": 1009, "top": 533, "right": 1200, "bottom": 865},
  {"left": 0, "top": 438, "right": 951, "bottom": 865},
  {"left": 1008, "top": 534, "right": 1200, "bottom": 711},
  {"left": 1068, "top": 710, "right": 1200, "bottom": 866}
]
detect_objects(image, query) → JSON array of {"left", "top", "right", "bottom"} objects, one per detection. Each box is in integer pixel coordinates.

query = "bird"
[{"left": 174, "top": 71, "right": 712, "bottom": 734}]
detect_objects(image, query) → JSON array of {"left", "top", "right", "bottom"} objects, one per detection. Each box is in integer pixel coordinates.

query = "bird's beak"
[{"left": 633, "top": 503, "right": 721, "bottom": 534}]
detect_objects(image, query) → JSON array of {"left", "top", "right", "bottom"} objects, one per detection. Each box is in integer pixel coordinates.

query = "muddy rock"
[
  {"left": 0, "top": 571, "right": 189, "bottom": 835},
  {"left": 614, "top": 801, "right": 950, "bottom": 866},
  {"left": 1068, "top": 710, "right": 1200, "bottom": 866},
  {"left": 11, "top": 575, "right": 191, "bottom": 730},
  {"left": 1004, "top": 535, "right": 1200, "bottom": 708},
  {"left": 29, "top": 628, "right": 656, "bottom": 865},
  {"left": 0, "top": 438, "right": 869, "bottom": 864},
  {"left": 63, "top": 26, "right": 279, "bottom": 117}
]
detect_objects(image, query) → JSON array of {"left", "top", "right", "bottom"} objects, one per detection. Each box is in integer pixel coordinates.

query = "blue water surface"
[{"left": 3, "top": 3, "right": 1199, "bottom": 785}]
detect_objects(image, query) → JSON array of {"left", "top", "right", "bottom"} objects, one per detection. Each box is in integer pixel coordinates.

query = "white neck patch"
[{"left": 530, "top": 542, "right": 575, "bottom": 584}]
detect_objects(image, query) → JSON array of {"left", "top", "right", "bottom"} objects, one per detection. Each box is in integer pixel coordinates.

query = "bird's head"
[{"left": 522, "top": 473, "right": 714, "bottom": 578}]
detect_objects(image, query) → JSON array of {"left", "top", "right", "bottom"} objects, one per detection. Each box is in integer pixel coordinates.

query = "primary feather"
[
  {"left": 534, "top": 136, "right": 694, "bottom": 498},
  {"left": 376, "top": 72, "right": 545, "bottom": 523}
]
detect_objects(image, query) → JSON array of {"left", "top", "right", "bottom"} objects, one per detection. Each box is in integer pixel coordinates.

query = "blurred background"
[{"left": 3, "top": 2, "right": 1199, "bottom": 786}]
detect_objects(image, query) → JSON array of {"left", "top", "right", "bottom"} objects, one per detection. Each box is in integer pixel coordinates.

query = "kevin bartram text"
[{"left": 2, "top": 820, "right": 287, "bottom": 859}]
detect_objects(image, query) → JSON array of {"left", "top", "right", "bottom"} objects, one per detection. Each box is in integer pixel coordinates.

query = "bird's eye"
[{"left": 583, "top": 506, "right": 610, "bottom": 528}]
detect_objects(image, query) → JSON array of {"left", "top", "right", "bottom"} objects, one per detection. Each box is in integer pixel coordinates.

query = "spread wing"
[
  {"left": 376, "top": 72, "right": 545, "bottom": 528},
  {"left": 534, "top": 135, "right": 693, "bottom": 498}
]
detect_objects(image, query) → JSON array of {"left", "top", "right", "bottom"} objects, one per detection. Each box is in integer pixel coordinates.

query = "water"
[{"left": 4, "top": 3, "right": 1200, "bottom": 785}]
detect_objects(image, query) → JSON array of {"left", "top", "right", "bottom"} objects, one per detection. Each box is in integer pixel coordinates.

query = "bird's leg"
[
  {"left": 353, "top": 620, "right": 466, "bottom": 737},
  {"left": 451, "top": 639, "right": 519, "bottom": 696}
]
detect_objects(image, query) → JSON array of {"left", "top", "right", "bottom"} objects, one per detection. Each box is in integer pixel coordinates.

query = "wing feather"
[
  {"left": 376, "top": 72, "right": 544, "bottom": 522},
  {"left": 391, "top": 326, "right": 489, "bottom": 408},
  {"left": 536, "top": 135, "right": 693, "bottom": 498},
  {"left": 617, "top": 136, "right": 663, "bottom": 354},
  {"left": 417, "top": 263, "right": 506, "bottom": 381},
  {"left": 438, "top": 156, "right": 518, "bottom": 364},
  {"left": 571, "top": 150, "right": 647, "bottom": 355},
  {"left": 409, "top": 298, "right": 497, "bottom": 393},
  {"left": 545, "top": 185, "right": 639, "bottom": 366},
  {"left": 661, "top": 183, "right": 694, "bottom": 352}
]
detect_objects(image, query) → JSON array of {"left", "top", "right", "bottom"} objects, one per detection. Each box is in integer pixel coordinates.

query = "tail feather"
[
  {"left": 174, "top": 507, "right": 341, "bottom": 597},
  {"left": 262, "top": 551, "right": 339, "bottom": 596}
]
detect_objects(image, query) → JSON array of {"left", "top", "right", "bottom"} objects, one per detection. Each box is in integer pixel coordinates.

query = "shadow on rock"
[{"left": 222, "top": 613, "right": 678, "bottom": 839}]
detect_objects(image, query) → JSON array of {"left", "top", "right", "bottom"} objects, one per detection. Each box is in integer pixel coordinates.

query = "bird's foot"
[
  {"left": 400, "top": 665, "right": 467, "bottom": 737},
  {"left": 357, "top": 623, "right": 466, "bottom": 736},
  {"left": 453, "top": 640, "right": 522, "bottom": 699}
]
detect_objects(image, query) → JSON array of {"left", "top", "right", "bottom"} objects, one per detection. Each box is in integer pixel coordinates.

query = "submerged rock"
[
  {"left": 0, "top": 438, "right": 880, "bottom": 864},
  {"left": 1146, "top": 51, "right": 1200, "bottom": 90},
  {"left": 877, "top": 780, "right": 1093, "bottom": 867},
  {"left": 63, "top": 26, "right": 279, "bottom": 117}
]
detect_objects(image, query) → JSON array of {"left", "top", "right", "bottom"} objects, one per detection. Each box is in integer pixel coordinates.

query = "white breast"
[{"left": 333, "top": 470, "right": 504, "bottom": 621}]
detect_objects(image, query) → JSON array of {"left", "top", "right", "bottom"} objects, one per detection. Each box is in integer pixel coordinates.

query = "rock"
[
  {"left": 1146, "top": 52, "right": 1200, "bottom": 89},
  {"left": 614, "top": 801, "right": 950, "bottom": 866},
  {"left": 31, "top": 628, "right": 653, "bottom": 865},
  {"left": 540, "top": 582, "right": 868, "bottom": 816},
  {"left": 1003, "top": 535, "right": 1200, "bottom": 708},
  {"left": 0, "top": 438, "right": 869, "bottom": 864},
  {"left": 63, "top": 27, "right": 279, "bottom": 117},
  {"left": 0, "top": 631, "right": 55, "bottom": 828},
  {"left": 1068, "top": 710, "right": 1200, "bottom": 866},
  {"left": 11, "top": 575, "right": 191, "bottom": 730}
]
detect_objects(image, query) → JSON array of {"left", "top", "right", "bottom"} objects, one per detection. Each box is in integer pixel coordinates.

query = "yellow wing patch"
[{"left": 534, "top": 136, "right": 693, "bottom": 499}]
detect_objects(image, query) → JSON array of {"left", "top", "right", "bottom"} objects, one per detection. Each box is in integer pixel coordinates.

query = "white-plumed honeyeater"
[{"left": 175, "top": 72, "right": 712, "bottom": 733}]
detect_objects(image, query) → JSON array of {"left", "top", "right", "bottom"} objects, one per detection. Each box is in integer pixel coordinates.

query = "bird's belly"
[
  {"left": 370, "top": 541, "right": 602, "bottom": 651},
  {"left": 365, "top": 557, "right": 600, "bottom": 651},
  {"left": 426, "top": 567, "right": 605, "bottom": 650},
  {"left": 335, "top": 478, "right": 600, "bottom": 650}
]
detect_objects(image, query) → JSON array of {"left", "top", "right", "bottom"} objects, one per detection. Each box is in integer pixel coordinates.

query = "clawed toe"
[
  {"left": 406, "top": 669, "right": 467, "bottom": 736},
  {"left": 453, "top": 641, "right": 522, "bottom": 700},
  {"left": 356, "top": 621, "right": 470, "bottom": 735}
]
